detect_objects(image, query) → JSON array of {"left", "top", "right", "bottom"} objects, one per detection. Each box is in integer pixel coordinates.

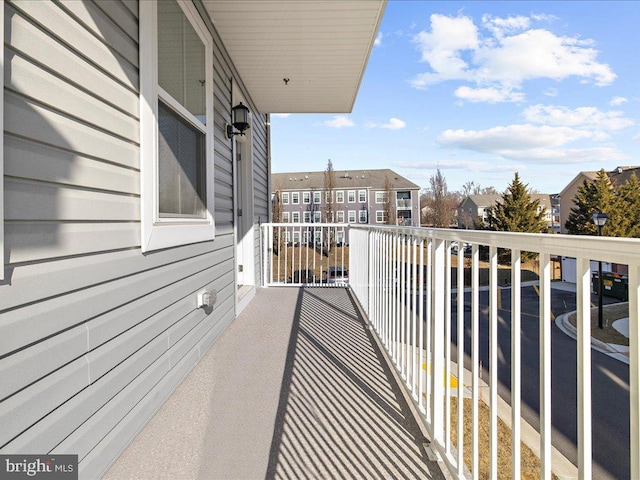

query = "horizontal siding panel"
[
  {"left": 4, "top": 92, "right": 139, "bottom": 169},
  {"left": 4, "top": 135, "right": 140, "bottom": 194},
  {"left": 6, "top": 51, "right": 139, "bottom": 142},
  {"left": 10, "top": 0, "right": 138, "bottom": 89},
  {"left": 6, "top": 6, "right": 138, "bottom": 116},
  {"left": 87, "top": 261, "right": 233, "bottom": 350},
  {"left": 5, "top": 179, "right": 140, "bottom": 221},
  {"left": 97, "top": 0, "right": 138, "bottom": 35},
  {"left": 1, "top": 238, "right": 233, "bottom": 311},
  {"left": 57, "top": 0, "right": 138, "bottom": 66},
  {"left": 3, "top": 338, "right": 169, "bottom": 455},
  {"left": 5, "top": 222, "right": 140, "bottom": 265},
  {"left": 0, "top": 251, "right": 232, "bottom": 356},
  {"left": 0, "top": 325, "right": 87, "bottom": 401},
  {"left": 0, "top": 356, "right": 89, "bottom": 446}
]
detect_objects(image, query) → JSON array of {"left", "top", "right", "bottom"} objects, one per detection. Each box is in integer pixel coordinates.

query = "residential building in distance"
[
  {"left": 272, "top": 169, "right": 420, "bottom": 242},
  {"left": 458, "top": 193, "right": 558, "bottom": 232},
  {"left": 558, "top": 166, "right": 640, "bottom": 233}
]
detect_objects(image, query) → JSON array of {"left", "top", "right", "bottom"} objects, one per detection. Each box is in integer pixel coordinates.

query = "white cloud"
[
  {"left": 610, "top": 96, "right": 628, "bottom": 106},
  {"left": 380, "top": 118, "right": 406, "bottom": 130},
  {"left": 374, "top": 32, "right": 383, "bottom": 47},
  {"left": 323, "top": 116, "right": 354, "bottom": 128},
  {"left": 439, "top": 124, "right": 603, "bottom": 152},
  {"left": 396, "top": 159, "right": 525, "bottom": 174},
  {"left": 411, "top": 13, "right": 616, "bottom": 99},
  {"left": 455, "top": 86, "right": 525, "bottom": 103},
  {"left": 543, "top": 87, "right": 559, "bottom": 97},
  {"left": 523, "top": 105, "right": 635, "bottom": 130},
  {"left": 272, "top": 113, "right": 290, "bottom": 118}
]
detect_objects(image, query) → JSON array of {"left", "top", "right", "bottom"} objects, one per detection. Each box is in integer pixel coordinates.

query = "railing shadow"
[{"left": 266, "top": 287, "right": 443, "bottom": 479}]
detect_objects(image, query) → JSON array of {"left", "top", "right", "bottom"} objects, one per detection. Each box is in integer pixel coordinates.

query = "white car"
[{"left": 326, "top": 267, "right": 349, "bottom": 284}]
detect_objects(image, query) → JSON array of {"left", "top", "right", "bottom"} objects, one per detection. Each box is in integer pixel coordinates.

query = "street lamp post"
[{"left": 592, "top": 212, "right": 609, "bottom": 329}]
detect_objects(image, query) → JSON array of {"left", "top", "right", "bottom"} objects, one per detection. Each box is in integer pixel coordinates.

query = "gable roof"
[
  {"left": 463, "top": 193, "right": 552, "bottom": 209},
  {"left": 272, "top": 169, "right": 420, "bottom": 191},
  {"left": 559, "top": 167, "right": 640, "bottom": 196}
]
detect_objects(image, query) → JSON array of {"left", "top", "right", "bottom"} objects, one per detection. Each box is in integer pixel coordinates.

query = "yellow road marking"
[{"left": 422, "top": 363, "right": 459, "bottom": 388}]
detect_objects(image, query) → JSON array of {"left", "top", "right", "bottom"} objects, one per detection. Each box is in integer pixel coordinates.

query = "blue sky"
[{"left": 270, "top": 1, "right": 640, "bottom": 194}]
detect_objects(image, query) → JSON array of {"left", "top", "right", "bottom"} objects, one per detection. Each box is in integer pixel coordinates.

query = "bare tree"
[
  {"left": 323, "top": 159, "right": 336, "bottom": 223},
  {"left": 384, "top": 175, "right": 396, "bottom": 225},
  {"left": 271, "top": 183, "right": 284, "bottom": 254},
  {"left": 428, "top": 169, "right": 454, "bottom": 227}
]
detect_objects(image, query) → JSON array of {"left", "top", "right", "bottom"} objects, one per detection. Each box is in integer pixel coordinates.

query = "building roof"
[
  {"left": 272, "top": 169, "right": 420, "bottom": 191},
  {"left": 559, "top": 166, "right": 640, "bottom": 197},
  {"left": 203, "top": 1, "right": 386, "bottom": 113}
]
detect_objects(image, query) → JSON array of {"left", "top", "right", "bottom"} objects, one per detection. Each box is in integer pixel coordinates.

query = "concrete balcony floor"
[{"left": 105, "top": 287, "right": 445, "bottom": 480}]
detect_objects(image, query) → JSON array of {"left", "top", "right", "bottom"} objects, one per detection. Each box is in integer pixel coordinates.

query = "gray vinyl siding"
[{"left": 1, "top": 2, "right": 268, "bottom": 479}]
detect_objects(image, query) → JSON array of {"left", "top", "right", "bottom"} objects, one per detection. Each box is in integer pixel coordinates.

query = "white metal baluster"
[
  {"left": 511, "top": 249, "right": 522, "bottom": 480},
  {"left": 432, "top": 238, "right": 445, "bottom": 447},
  {"left": 457, "top": 241, "right": 465, "bottom": 477},
  {"left": 394, "top": 233, "right": 400, "bottom": 365},
  {"left": 418, "top": 237, "right": 425, "bottom": 412},
  {"left": 411, "top": 236, "right": 422, "bottom": 399},
  {"left": 539, "top": 253, "right": 552, "bottom": 480},
  {"left": 471, "top": 243, "right": 479, "bottom": 480},
  {"left": 425, "top": 238, "right": 433, "bottom": 422},
  {"left": 444, "top": 240, "right": 452, "bottom": 455},
  {"left": 576, "top": 257, "right": 592, "bottom": 480},
  {"left": 630, "top": 264, "right": 640, "bottom": 480},
  {"left": 489, "top": 245, "right": 498, "bottom": 480},
  {"left": 385, "top": 232, "right": 391, "bottom": 350}
]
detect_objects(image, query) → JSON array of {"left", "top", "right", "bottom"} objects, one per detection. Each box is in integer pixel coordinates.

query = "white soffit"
[{"left": 202, "top": 0, "right": 386, "bottom": 114}]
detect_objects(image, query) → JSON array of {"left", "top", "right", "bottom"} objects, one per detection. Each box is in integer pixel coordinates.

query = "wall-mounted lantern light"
[{"left": 226, "top": 102, "right": 250, "bottom": 139}]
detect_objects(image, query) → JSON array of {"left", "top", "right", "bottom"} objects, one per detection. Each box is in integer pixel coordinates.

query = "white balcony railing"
[{"left": 262, "top": 223, "right": 640, "bottom": 480}]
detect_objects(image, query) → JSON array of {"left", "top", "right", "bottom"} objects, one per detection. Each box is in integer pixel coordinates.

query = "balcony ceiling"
[{"left": 202, "top": 0, "right": 386, "bottom": 114}]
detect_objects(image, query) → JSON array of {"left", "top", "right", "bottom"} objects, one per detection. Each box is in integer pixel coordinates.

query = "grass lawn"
[{"left": 568, "top": 303, "right": 629, "bottom": 346}]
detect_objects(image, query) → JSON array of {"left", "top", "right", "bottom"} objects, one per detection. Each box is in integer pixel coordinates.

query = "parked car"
[
  {"left": 289, "top": 269, "right": 316, "bottom": 284},
  {"left": 325, "top": 267, "right": 349, "bottom": 284}
]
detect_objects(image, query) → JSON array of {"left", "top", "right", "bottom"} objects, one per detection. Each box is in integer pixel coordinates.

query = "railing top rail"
[
  {"left": 349, "top": 224, "right": 640, "bottom": 266},
  {"left": 263, "top": 223, "right": 349, "bottom": 228}
]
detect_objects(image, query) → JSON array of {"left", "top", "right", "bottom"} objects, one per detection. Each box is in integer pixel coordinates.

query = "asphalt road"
[{"left": 449, "top": 286, "right": 629, "bottom": 480}]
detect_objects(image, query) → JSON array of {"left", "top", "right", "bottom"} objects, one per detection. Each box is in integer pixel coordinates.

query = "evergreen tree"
[
  {"left": 616, "top": 172, "right": 640, "bottom": 238},
  {"left": 486, "top": 173, "right": 548, "bottom": 233},
  {"left": 565, "top": 169, "right": 617, "bottom": 235}
]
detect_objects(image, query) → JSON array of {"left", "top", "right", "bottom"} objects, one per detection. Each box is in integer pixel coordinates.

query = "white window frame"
[
  {"left": 282, "top": 192, "right": 289, "bottom": 204},
  {"left": 359, "top": 210, "right": 367, "bottom": 223},
  {"left": 325, "top": 191, "right": 333, "bottom": 203},
  {"left": 303, "top": 191, "right": 310, "bottom": 204},
  {"left": 376, "top": 211, "right": 387, "bottom": 223},
  {"left": 348, "top": 190, "right": 356, "bottom": 203},
  {"left": 291, "top": 192, "right": 300, "bottom": 204},
  {"left": 313, "top": 191, "right": 321, "bottom": 204},
  {"left": 336, "top": 211, "right": 345, "bottom": 223},
  {"left": 282, "top": 212, "right": 290, "bottom": 223},
  {"left": 336, "top": 191, "right": 344, "bottom": 203},
  {"left": 358, "top": 190, "right": 366, "bottom": 203},
  {"left": 314, "top": 211, "right": 322, "bottom": 223},
  {"left": 292, "top": 211, "right": 300, "bottom": 223},
  {"left": 375, "top": 191, "right": 388, "bottom": 204},
  {"left": 303, "top": 212, "right": 310, "bottom": 223},
  {"left": 140, "top": 0, "right": 215, "bottom": 252},
  {"left": 348, "top": 211, "right": 356, "bottom": 223}
]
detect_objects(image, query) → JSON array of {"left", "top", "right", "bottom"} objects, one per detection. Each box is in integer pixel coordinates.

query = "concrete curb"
[{"left": 555, "top": 313, "right": 630, "bottom": 365}]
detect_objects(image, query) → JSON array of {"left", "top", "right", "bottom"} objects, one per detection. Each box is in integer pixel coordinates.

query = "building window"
[
  {"left": 348, "top": 190, "right": 356, "bottom": 203},
  {"left": 282, "top": 192, "right": 289, "bottom": 205},
  {"left": 303, "top": 191, "right": 310, "bottom": 204},
  {"left": 314, "top": 211, "right": 322, "bottom": 223},
  {"left": 359, "top": 190, "right": 366, "bottom": 202},
  {"left": 313, "top": 191, "right": 321, "bottom": 204},
  {"left": 348, "top": 211, "right": 356, "bottom": 223},
  {"left": 375, "top": 192, "right": 388, "bottom": 204},
  {"left": 292, "top": 231, "right": 300, "bottom": 243},
  {"left": 140, "top": 0, "right": 215, "bottom": 252},
  {"left": 292, "top": 192, "right": 300, "bottom": 204},
  {"left": 337, "top": 211, "right": 345, "bottom": 223},
  {"left": 292, "top": 211, "right": 300, "bottom": 222},
  {"left": 359, "top": 210, "right": 367, "bottom": 223},
  {"left": 283, "top": 212, "right": 290, "bottom": 223},
  {"left": 303, "top": 212, "right": 310, "bottom": 223},
  {"left": 376, "top": 211, "right": 387, "bottom": 223},
  {"left": 336, "top": 191, "right": 344, "bottom": 203},
  {"left": 336, "top": 231, "right": 344, "bottom": 244},
  {"left": 325, "top": 191, "right": 333, "bottom": 203}
]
